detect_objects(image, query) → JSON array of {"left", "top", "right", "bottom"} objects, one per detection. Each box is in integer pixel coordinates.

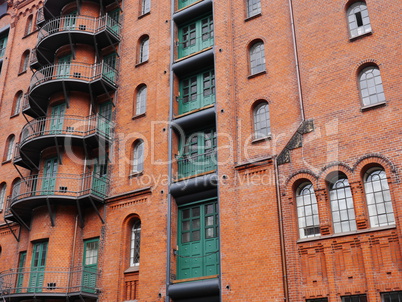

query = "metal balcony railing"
[
  {"left": 178, "top": 0, "right": 201, "bottom": 10},
  {"left": 18, "top": 114, "right": 113, "bottom": 146},
  {"left": 29, "top": 61, "right": 118, "bottom": 90},
  {"left": 176, "top": 91, "right": 215, "bottom": 115},
  {"left": 9, "top": 172, "right": 109, "bottom": 206},
  {"left": 176, "top": 149, "right": 217, "bottom": 179},
  {"left": 0, "top": 266, "right": 99, "bottom": 296},
  {"left": 38, "top": 14, "right": 121, "bottom": 44}
]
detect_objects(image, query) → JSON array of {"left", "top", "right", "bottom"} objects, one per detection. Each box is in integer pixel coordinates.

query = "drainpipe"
[
  {"left": 288, "top": 0, "right": 305, "bottom": 122},
  {"left": 274, "top": 156, "right": 289, "bottom": 302},
  {"left": 165, "top": 0, "right": 176, "bottom": 300}
]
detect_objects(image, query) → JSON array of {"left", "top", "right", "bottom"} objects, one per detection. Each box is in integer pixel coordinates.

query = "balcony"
[
  {"left": 0, "top": 266, "right": 98, "bottom": 301},
  {"left": 43, "top": 0, "right": 117, "bottom": 20},
  {"left": 33, "top": 15, "right": 121, "bottom": 67},
  {"left": 176, "top": 93, "right": 215, "bottom": 116},
  {"left": 4, "top": 173, "right": 109, "bottom": 223},
  {"left": 24, "top": 62, "right": 118, "bottom": 117},
  {"left": 176, "top": 149, "right": 217, "bottom": 180},
  {"left": 177, "top": 34, "right": 213, "bottom": 61},
  {"left": 13, "top": 115, "right": 113, "bottom": 169}
]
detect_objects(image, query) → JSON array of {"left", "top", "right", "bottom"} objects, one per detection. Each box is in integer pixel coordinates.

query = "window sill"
[
  {"left": 124, "top": 266, "right": 140, "bottom": 273},
  {"left": 22, "top": 29, "right": 39, "bottom": 39},
  {"left": 252, "top": 135, "right": 272, "bottom": 144},
  {"left": 296, "top": 224, "right": 396, "bottom": 244},
  {"left": 138, "top": 11, "right": 150, "bottom": 19},
  {"left": 2, "top": 159, "right": 11, "bottom": 165},
  {"left": 129, "top": 171, "right": 144, "bottom": 178},
  {"left": 245, "top": 12, "right": 262, "bottom": 22},
  {"left": 361, "top": 101, "right": 386, "bottom": 112},
  {"left": 132, "top": 112, "right": 146, "bottom": 120},
  {"left": 10, "top": 113, "right": 20, "bottom": 118},
  {"left": 349, "top": 30, "right": 373, "bottom": 41},
  {"left": 248, "top": 70, "right": 266, "bottom": 79},
  {"left": 18, "top": 70, "right": 27, "bottom": 76},
  {"left": 135, "top": 60, "right": 149, "bottom": 68}
]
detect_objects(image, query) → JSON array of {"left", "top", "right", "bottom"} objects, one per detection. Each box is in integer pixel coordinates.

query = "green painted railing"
[{"left": 176, "top": 149, "right": 217, "bottom": 179}]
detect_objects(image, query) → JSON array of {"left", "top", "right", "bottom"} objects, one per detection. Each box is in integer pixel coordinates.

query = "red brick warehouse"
[{"left": 0, "top": 0, "right": 400, "bottom": 302}]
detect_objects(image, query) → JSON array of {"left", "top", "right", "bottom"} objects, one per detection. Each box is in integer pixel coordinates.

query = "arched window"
[
  {"left": 141, "top": 0, "right": 150, "bottom": 15},
  {"left": 4, "top": 135, "right": 15, "bottom": 161},
  {"left": 296, "top": 182, "right": 320, "bottom": 238},
  {"left": 0, "top": 183, "right": 6, "bottom": 211},
  {"left": 249, "top": 41, "right": 265, "bottom": 75},
  {"left": 253, "top": 102, "right": 270, "bottom": 139},
  {"left": 139, "top": 36, "right": 149, "bottom": 63},
  {"left": 130, "top": 219, "right": 141, "bottom": 266},
  {"left": 132, "top": 140, "right": 144, "bottom": 173},
  {"left": 364, "top": 168, "right": 395, "bottom": 227},
  {"left": 247, "top": 0, "right": 261, "bottom": 18},
  {"left": 329, "top": 176, "right": 357, "bottom": 233},
  {"left": 359, "top": 66, "right": 385, "bottom": 106},
  {"left": 135, "top": 85, "right": 147, "bottom": 115},
  {"left": 12, "top": 91, "right": 23, "bottom": 116},
  {"left": 347, "top": 2, "right": 372, "bottom": 38},
  {"left": 20, "top": 50, "right": 30, "bottom": 73},
  {"left": 25, "top": 15, "right": 33, "bottom": 36},
  {"left": 11, "top": 178, "right": 21, "bottom": 201}
]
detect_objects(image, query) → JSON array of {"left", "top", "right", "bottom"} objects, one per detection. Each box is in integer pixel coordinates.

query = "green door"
[
  {"left": 41, "top": 157, "right": 58, "bottom": 194},
  {"left": 178, "top": 0, "right": 197, "bottom": 10},
  {"left": 178, "top": 14, "right": 213, "bottom": 58},
  {"left": 16, "top": 251, "right": 27, "bottom": 293},
  {"left": 64, "top": 11, "right": 77, "bottom": 30},
  {"left": 82, "top": 238, "right": 99, "bottom": 293},
  {"left": 107, "top": 8, "right": 120, "bottom": 35},
  {"left": 178, "top": 200, "right": 219, "bottom": 279},
  {"left": 102, "top": 53, "right": 117, "bottom": 83},
  {"left": 56, "top": 54, "right": 72, "bottom": 78},
  {"left": 97, "top": 101, "right": 112, "bottom": 139},
  {"left": 179, "top": 69, "right": 215, "bottom": 114},
  {"left": 28, "top": 242, "right": 47, "bottom": 293},
  {"left": 179, "top": 129, "right": 216, "bottom": 178},
  {"left": 50, "top": 103, "right": 66, "bottom": 134},
  {"left": 91, "top": 156, "right": 108, "bottom": 197}
]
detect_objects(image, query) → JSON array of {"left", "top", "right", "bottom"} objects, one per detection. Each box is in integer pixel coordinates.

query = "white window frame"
[
  {"left": 347, "top": 2, "right": 372, "bottom": 39},
  {"left": 0, "top": 184, "right": 6, "bottom": 211},
  {"left": 247, "top": 0, "right": 261, "bottom": 18},
  {"left": 132, "top": 140, "right": 144, "bottom": 173},
  {"left": 130, "top": 220, "right": 141, "bottom": 267},
  {"left": 296, "top": 183, "right": 320, "bottom": 239},
  {"left": 249, "top": 41, "right": 265, "bottom": 75},
  {"left": 359, "top": 66, "right": 385, "bottom": 107},
  {"left": 139, "top": 37, "right": 149, "bottom": 63},
  {"left": 253, "top": 102, "right": 270, "bottom": 139},
  {"left": 136, "top": 86, "right": 147, "bottom": 115}
]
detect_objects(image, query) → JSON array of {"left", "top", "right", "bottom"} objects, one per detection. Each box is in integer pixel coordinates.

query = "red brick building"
[{"left": 0, "top": 0, "right": 401, "bottom": 301}]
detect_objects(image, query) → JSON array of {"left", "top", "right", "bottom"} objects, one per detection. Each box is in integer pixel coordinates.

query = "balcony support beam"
[
  {"left": 19, "top": 148, "right": 39, "bottom": 170},
  {"left": 54, "top": 136, "right": 63, "bottom": 165},
  {"left": 12, "top": 163, "right": 28, "bottom": 185},
  {"left": 4, "top": 219, "right": 21, "bottom": 242},
  {"left": 10, "top": 208, "right": 30, "bottom": 230},
  {"left": 46, "top": 197, "right": 55, "bottom": 227},
  {"left": 62, "top": 81, "right": 70, "bottom": 108},
  {"left": 89, "top": 196, "right": 105, "bottom": 224},
  {"left": 29, "top": 94, "right": 47, "bottom": 116}
]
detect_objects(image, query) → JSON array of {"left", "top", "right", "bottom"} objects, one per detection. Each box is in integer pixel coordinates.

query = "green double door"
[
  {"left": 179, "top": 129, "right": 216, "bottom": 178},
  {"left": 28, "top": 242, "right": 47, "bottom": 293},
  {"left": 102, "top": 53, "right": 117, "bottom": 83},
  {"left": 177, "top": 199, "right": 219, "bottom": 279},
  {"left": 107, "top": 8, "right": 120, "bottom": 35},
  {"left": 56, "top": 54, "right": 72, "bottom": 78},
  {"left": 41, "top": 157, "right": 58, "bottom": 194},
  {"left": 64, "top": 11, "right": 77, "bottom": 30},
  {"left": 50, "top": 103, "right": 66, "bottom": 134},
  {"left": 179, "top": 69, "right": 215, "bottom": 114},
  {"left": 16, "top": 252, "right": 27, "bottom": 293},
  {"left": 97, "top": 101, "right": 112, "bottom": 138},
  {"left": 92, "top": 155, "right": 108, "bottom": 197},
  {"left": 82, "top": 238, "right": 99, "bottom": 293},
  {"left": 178, "top": 14, "right": 213, "bottom": 58}
]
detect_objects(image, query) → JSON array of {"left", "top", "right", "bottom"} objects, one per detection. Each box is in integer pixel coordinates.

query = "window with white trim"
[
  {"left": 247, "top": 0, "right": 261, "bottom": 18},
  {"left": 0, "top": 183, "right": 6, "bottom": 211},
  {"left": 347, "top": 2, "right": 372, "bottom": 38},
  {"left": 249, "top": 41, "right": 265, "bottom": 75},
  {"left": 139, "top": 37, "right": 149, "bottom": 63},
  {"left": 296, "top": 182, "right": 320, "bottom": 239},
  {"left": 141, "top": 0, "right": 150, "bottom": 15},
  {"left": 130, "top": 220, "right": 141, "bottom": 267},
  {"left": 359, "top": 66, "right": 385, "bottom": 107},
  {"left": 253, "top": 102, "right": 270, "bottom": 139},
  {"left": 5, "top": 135, "right": 15, "bottom": 161},
  {"left": 136, "top": 85, "right": 147, "bottom": 115},
  {"left": 132, "top": 140, "right": 144, "bottom": 173}
]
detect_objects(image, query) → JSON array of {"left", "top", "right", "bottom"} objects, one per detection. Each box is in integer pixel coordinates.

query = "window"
[
  {"left": 364, "top": 168, "right": 394, "bottom": 227},
  {"left": 130, "top": 220, "right": 141, "bottom": 267},
  {"left": 382, "top": 291, "right": 402, "bottom": 302},
  {"left": 359, "top": 66, "right": 385, "bottom": 107},
  {"left": 135, "top": 85, "right": 147, "bottom": 115},
  {"left": 139, "top": 36, "right": 149, "bottom": 63},
  {"left": 25, "top": 15, "right": 33, "bottom": 35},
  {"left": 247, "top": 0, "right": 261, "bottom": 18},
  {"left": 347, "top": 2, "right": 372, "bottom": 38},
  {"left": 12, "top": 91, "right": 23, "bottom": 116},
  {"left": 132, "top": 140, "right": 144, "bottom": 173},
  {"left": 4, "top": 135, "right": 15, "bottom": 161},
  {"left": 329, "top": 176, "right": 357, "bottom": 233},
  {"left": 342, "top": 294, "right": 367, "bottom": 302},
  {"left": 249, "top": 41, "right": 265, "bottom": 75},
  {"left": 306, "top": 299, "right": 328, "bottom": 302},
  {"left": 0, "top": 31, "right": 8, "bottom": 58},
  {"left": 11, "top": 179, "right": 21, "bottom": 200},
  {"left": 0, "top": 183, "right": 6, "bottom": 211},
  {"left": 141, "top": 0, "right": 150, "bottom": 15},
  {"left": 20, "top": 50, "right": 30, "bottom": 73},
  {"left": 253, "top": 102, "right": 270, "bottom": 139},
  {"left": 296, "top": 183, "right": 320, "bottom": 239}
]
